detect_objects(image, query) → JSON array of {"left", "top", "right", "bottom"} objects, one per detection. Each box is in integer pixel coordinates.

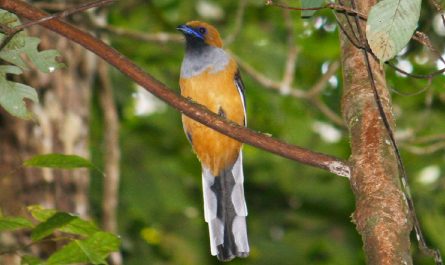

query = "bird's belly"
[{"left": 180, "top": 66, "right": 245, "bottom": 175}]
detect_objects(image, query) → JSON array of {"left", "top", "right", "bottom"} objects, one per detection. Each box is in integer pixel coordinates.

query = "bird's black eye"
[{"left": 198, "top": 27, "right": 207, "bottom": 35}]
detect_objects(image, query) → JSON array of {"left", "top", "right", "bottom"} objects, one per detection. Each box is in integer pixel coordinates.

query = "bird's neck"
[{"left": 181, "top": 45, "right": 229, "bottom": 78}]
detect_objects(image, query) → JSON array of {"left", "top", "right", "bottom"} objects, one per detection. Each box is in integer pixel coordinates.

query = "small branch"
[
  {"left": 98, "top": 25, "right": 183, "bottom": 43},
  {"left": 266, "top": 0, "right": 367, "bottom": 19},
  {"left": 224, "top": 0, "right": 248, "bottom": 45},
  {"left": 280, "top": 9, "right": 299, "bottom": 94},
  {"left": 0, "top": 0, "right": 113, "bottom": 51},
  {"left": 1, "top": 0, "right": 351, "bottom": 178}
]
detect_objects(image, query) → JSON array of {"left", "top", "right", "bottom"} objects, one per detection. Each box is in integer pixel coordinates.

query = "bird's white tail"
[{"left": 202, "top": 152, "right": 249, "bottom": 261}]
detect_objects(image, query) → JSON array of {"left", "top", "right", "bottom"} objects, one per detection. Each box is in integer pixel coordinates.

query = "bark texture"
[
  {"left": 338, "top": 0, "right": 413, "bottom": 264},
  {"left": 0, "top": 2, "right": 96, "bottom": 263}
]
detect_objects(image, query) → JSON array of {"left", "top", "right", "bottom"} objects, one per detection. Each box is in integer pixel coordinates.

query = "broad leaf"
[
  {"left": 366, "top": 0, "right": 421, "bottom": 62},
  {"left": 0, "top": 65, "right": 38, "bottom": 119},
  {"left": 24, "top": 154, "right": 94, "bottom": 169},
  {"left": 46, "top": 232, "right": 120, "bottom": 265},
  {"left": 31, "top": 212, "right": 77, "bottom": 241},
  {"left": 20, "top": 255, "right": 44, "bottom": 265},
  {"left": 301, "top": 0, "right": 325, "bottom": 18},
  {"left": 28, "top": 205, "right": 99, "bottom": 237},
  {"left": 0, "top": 10, "right": 64, "bottom": 73},
  {"left": 0, "top": 216, "right": 33, "bottom": 232}
]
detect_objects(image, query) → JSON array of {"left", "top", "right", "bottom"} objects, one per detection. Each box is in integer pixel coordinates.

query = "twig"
[
  {"left": 0, "top": 0, "right": 113, "bottom": 51},
  {"left": 280, "top": 9, "right": 299, "bottom": 95},
  {"left": 268, "top": 0, "right": 445, "bottom": 79},
  {"left": 266, "top": 0, "right": 367, "bottom": 19},
  {"left": 224, "top": 0, "right": 248, "bottom": 45},
  {"left": 98, "top": 25, "right": 183, "bottom": 43},
  {"left": 1, "top": 0, "right": 351, "bottom": 178},
  {"left": 235, "top": 54, "right": 344, "bottom": 126}
]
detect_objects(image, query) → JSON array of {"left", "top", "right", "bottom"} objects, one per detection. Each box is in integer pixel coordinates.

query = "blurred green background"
[{"left": 87, "top": 0, "right": 445, "bottom": 264}]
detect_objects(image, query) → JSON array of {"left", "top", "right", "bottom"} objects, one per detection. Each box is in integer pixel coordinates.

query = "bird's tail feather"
[{"left": 202, "top": 152, "right": 249, "bottom": 262}]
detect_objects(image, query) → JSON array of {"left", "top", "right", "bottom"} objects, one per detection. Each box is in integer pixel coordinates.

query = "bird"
[{"left": 177, "top": 21, "right": 249, "bottom": 262}]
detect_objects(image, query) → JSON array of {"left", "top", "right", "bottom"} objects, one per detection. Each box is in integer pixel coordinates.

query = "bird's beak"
[{"left": 176, "top": 24, "right": 204, "bottom": 40}]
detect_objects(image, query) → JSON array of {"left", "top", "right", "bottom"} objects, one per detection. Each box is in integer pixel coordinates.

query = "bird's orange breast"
[{"left": 180, "top": 59, "right": 245, "bottom": 176}]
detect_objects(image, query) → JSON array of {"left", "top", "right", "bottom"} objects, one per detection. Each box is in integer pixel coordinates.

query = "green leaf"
[
  {"left": 31, "top": 212, "right": 77, "bottom": 241},
  {"left": 0, "top": 65, "right": 38, "bottom": 119},
  {"left": 24, "top": 154, "right": 94, "bottom": 169},
  {"left": 27, "top": 205, "right": 100, "bottom": 237},
  {"left": 0, "top": 10, "right": 64, "bottom": 73},
  {"left": 301, "top": 0, "right": 325, "bottom": 18},
  {"left": 0, "top": 216, "right": 33, "bottom": 232},
  {"left": 46, "top": 232, "right": 120, "bottom": 265},
  {"left": 21, "top": 255, "right": 44, "bottom": 265},
  {"left": 28, "top": 205, "right": 56, "bottom": 222},
  {"left": 366, "top": 0, "right": 421, "bottom": 62}
]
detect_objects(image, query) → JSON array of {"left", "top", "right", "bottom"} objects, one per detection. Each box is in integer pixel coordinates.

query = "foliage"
[
  {"left": 1, "top": 0, "right": 444, "bottom": 265},
  {"left": 0, "top": 205, "right": 120, "bottom": 265},
  {"left": 301, "top": 0, "right": 325, "bottom": 18},
  {"left": 0, "top": 9, "right": 63, "bottom": 119},
  {"left": 366, "top": 0, "right": 422, "bottom": 62},
  {"left": 24, "top": 154, "right": 95, "bottom": 169}
]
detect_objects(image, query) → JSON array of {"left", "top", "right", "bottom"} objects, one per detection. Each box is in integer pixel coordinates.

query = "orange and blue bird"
[{"left": 177, "top": 21, "right": 249, "bottom": 261}]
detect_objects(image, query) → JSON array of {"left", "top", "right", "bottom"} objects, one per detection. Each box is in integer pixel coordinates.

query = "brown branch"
[
  {"left": 0, "top": 0, "right": 113, "bottom": 51},
  {"left": 0, "top": 0, "right": 351, "bottom": 178}
]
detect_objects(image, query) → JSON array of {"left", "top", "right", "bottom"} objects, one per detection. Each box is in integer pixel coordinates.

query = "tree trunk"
[
  {"left": 0, "top": 2, "right": 97, "bottom": 262},
  {"left": 338, "top": 0, "right": 413, "bottom": 264}
]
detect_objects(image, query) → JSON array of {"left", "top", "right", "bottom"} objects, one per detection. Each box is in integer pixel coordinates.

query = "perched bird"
[{"left": 177, "top": 21, "right": 249, "bottom": 261}]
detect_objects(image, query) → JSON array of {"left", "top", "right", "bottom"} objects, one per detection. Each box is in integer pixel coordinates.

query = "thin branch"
[
  {"left": 0, "top": 0, "right": 113, "bottom": 51},
  {"left": 266, "top": 0, "right": 367, "bottom": 19},
  {"left": 98, "top": 25, "right": 183, "bottom": 43},
  {"left": 0, "top": 0, "right": 351, "bottom": 178},
  {"left": 224, "top": 0, "right": 248, "bottom": 45},
  {"left": 235, "top": 54, "right": 344, "bottom": 126},
  {"left": 306, "top": 61, "right": 340, "bottom": 97},
  {"left": 280, "top": 9, "right": 299, "bottom": 94}
]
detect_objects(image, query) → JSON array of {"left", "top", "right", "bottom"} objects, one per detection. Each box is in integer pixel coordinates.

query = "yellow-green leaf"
[
  {"left": 366, "top": 0, "right": 421, "bottom": 62},
  {"left": 24, "top": 154, "right": 93, "bottom": 169}
]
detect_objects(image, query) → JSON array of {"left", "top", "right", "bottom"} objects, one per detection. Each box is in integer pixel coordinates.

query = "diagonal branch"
[{"left": 0, "top": 0, "right": 351, "bottom": 178}]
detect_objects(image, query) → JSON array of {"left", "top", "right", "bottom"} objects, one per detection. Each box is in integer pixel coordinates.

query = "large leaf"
[
  {"left": 31, "top": 212, "right": 77, "bottom": 241},
  {"left": 0, "top": 10, "right": 64, "bottom": 73},
  {"left": 0, "top": 65, "right": 38, "bottom": 119},
  {"left": 0, "top": 216, "right": 33, "bottom": 232},
  {"left": 46, "top": 232, "right": 120, "bottom": 265},
  {"left": 28, "top": 205, "right": 100, "bottom": 237},
  {"left": 301, "top": 0, "right": 325, "bottom": 18},
  {"left": 24, "top": 154, "right": 94, "bottom": 169},
  {"left": 366, "top": 0, "right": 421, "bottom": 62}
]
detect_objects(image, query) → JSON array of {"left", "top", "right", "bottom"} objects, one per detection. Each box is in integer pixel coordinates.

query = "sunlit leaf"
[
  {"left": 366, "top": 0, "right": 421, "bottom": 62},
  {"left": 301, "top": 0, "right": 325, "bottom": 18},
  {"left": 20, "top": 255, "right": 44, "bottom": 265},
  {"left": 27, "top": 205, "right": 100, "bottom": 237},
  {"left": 0, "top": 216, "right": 33, "bottom": 232},
  {"left": 46, "top": 232, "right": 120, "bottom": 265},
  {"left": 24, "top": 154, "right": 94, "bottom": 169},
  {"left": 31, "top": 212, "right": 77, "bottom": 241}
]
